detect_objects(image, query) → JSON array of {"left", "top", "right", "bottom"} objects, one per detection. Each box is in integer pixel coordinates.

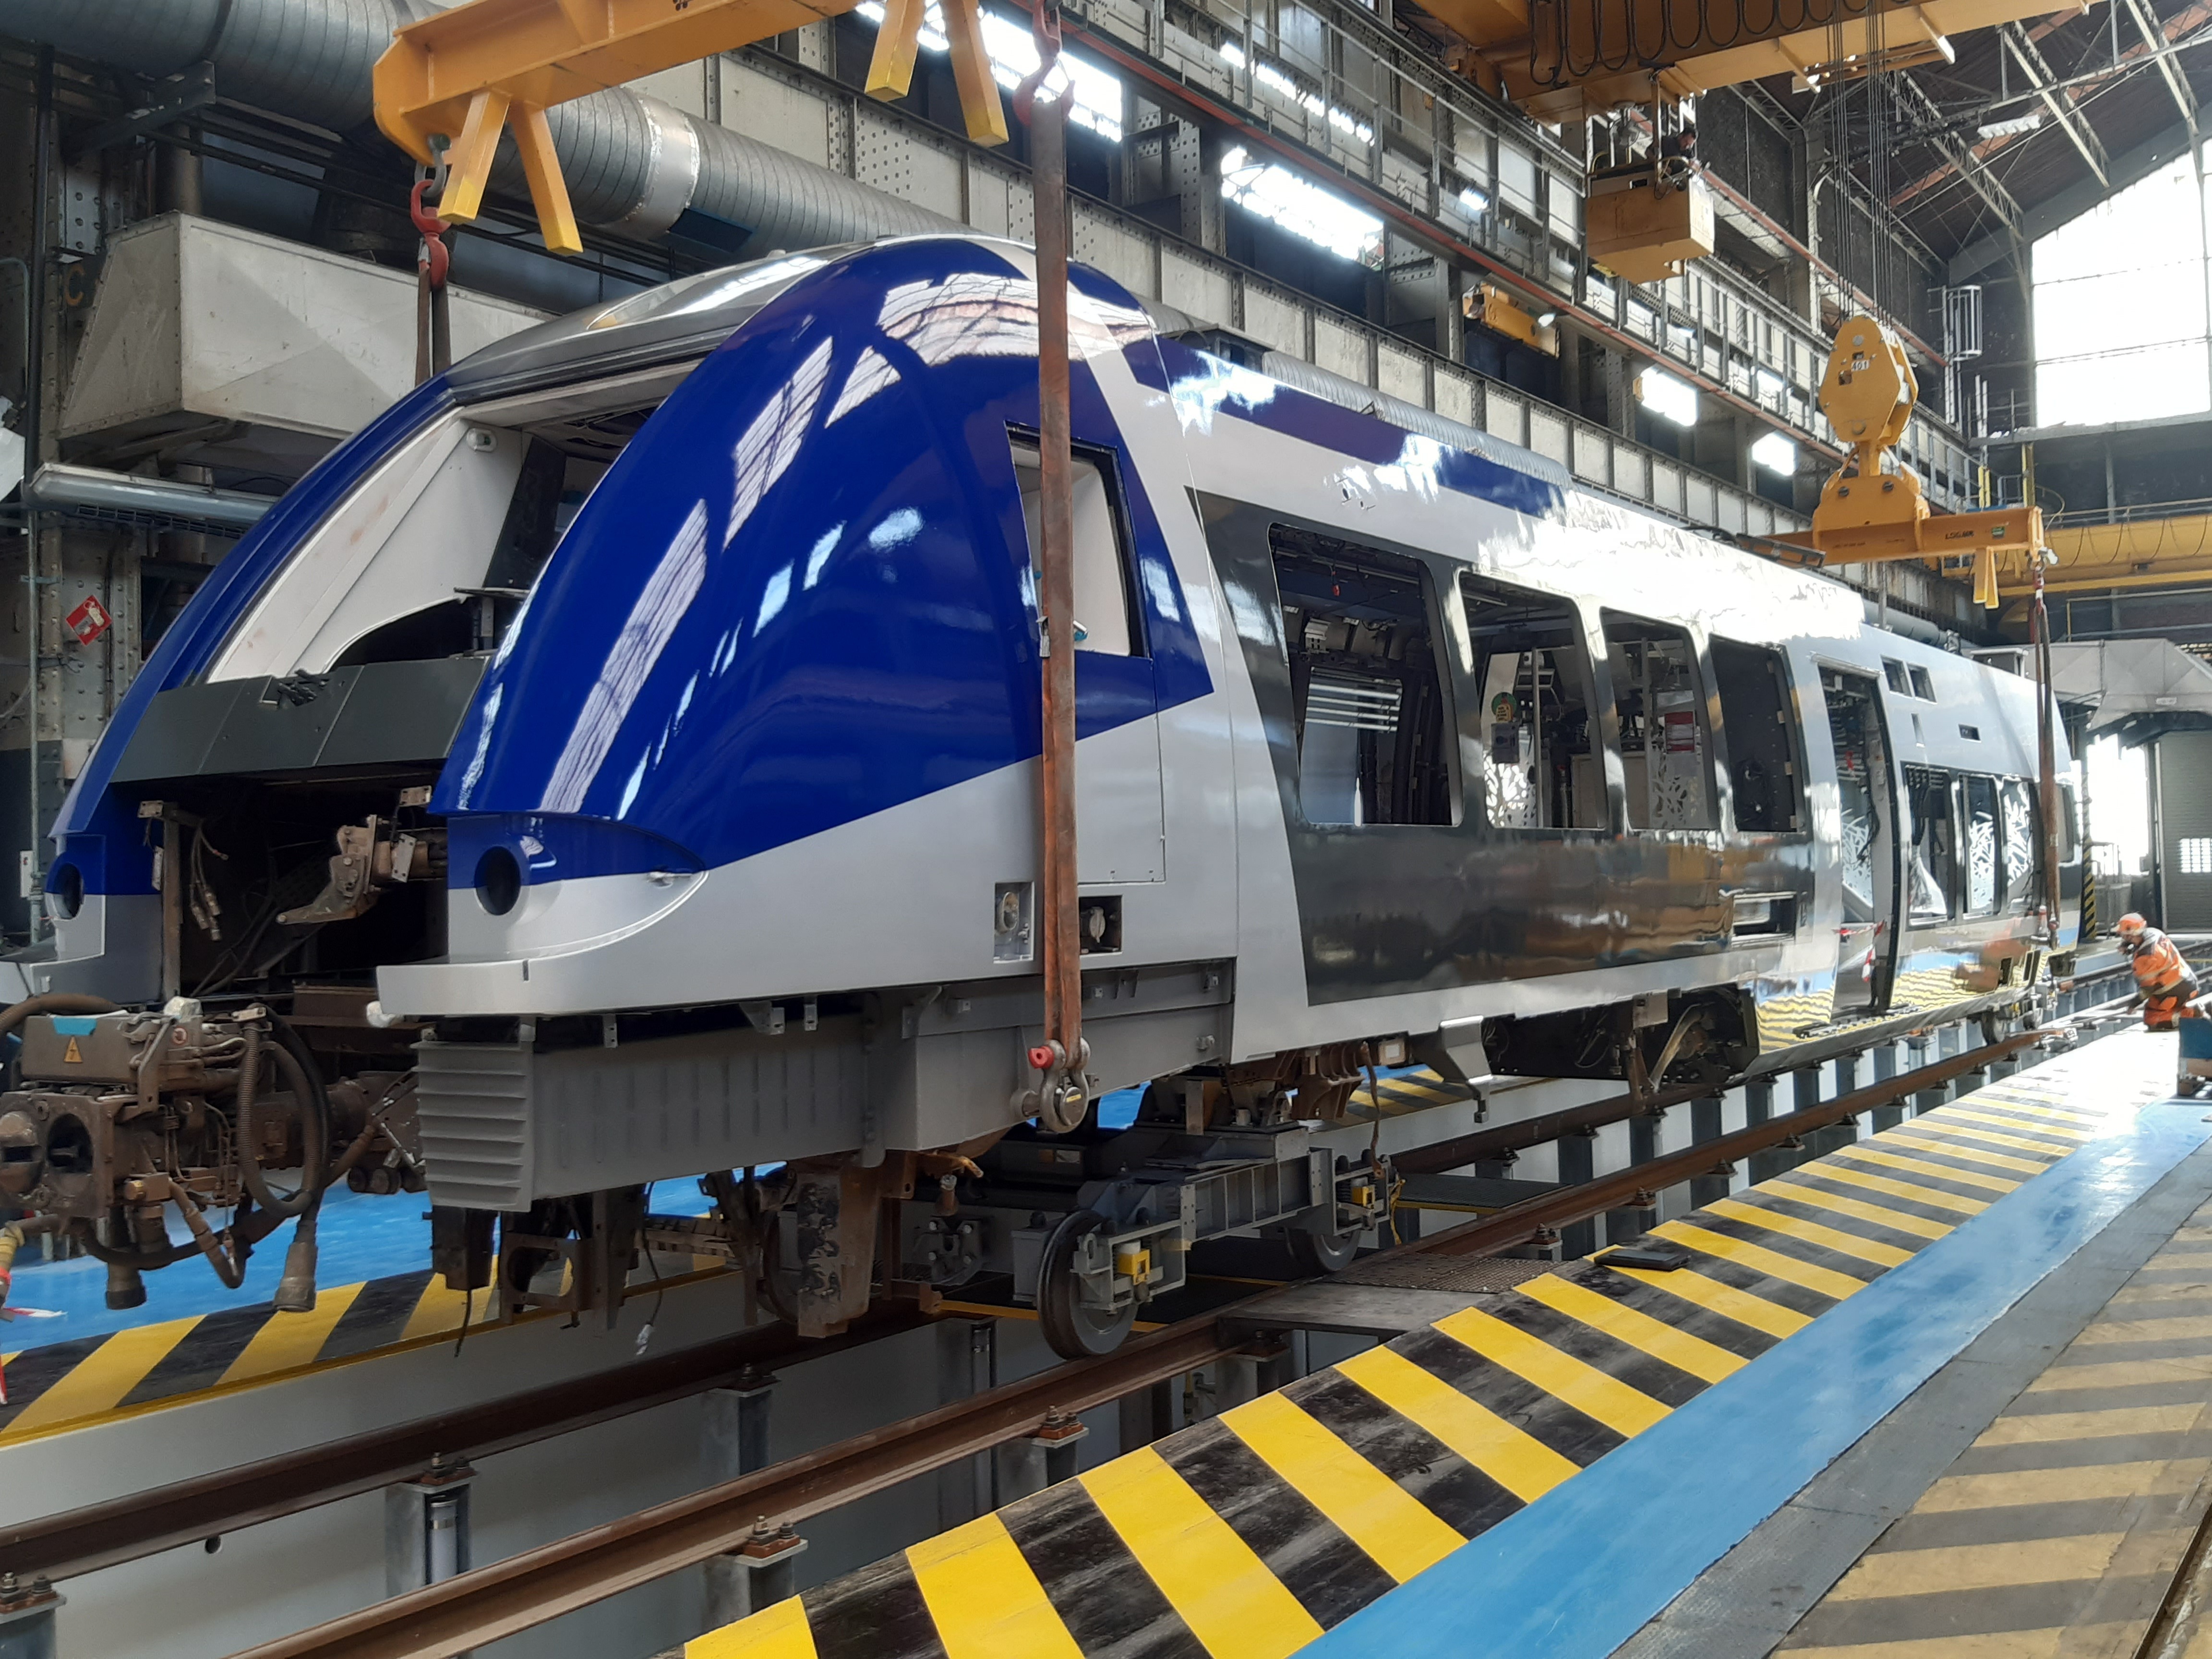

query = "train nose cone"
[{"left": 0, "top": 1109, "right": 44, "bottom": 1196}]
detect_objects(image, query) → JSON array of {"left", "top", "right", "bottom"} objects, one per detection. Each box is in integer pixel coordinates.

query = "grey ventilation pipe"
[{"left": 2, "top": 0, "right": 958, "bottom": 255}]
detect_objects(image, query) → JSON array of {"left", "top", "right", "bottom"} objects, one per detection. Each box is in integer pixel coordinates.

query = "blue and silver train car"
[{"left": 2, "top": 237, "right": 2079, "bottom": 1352}]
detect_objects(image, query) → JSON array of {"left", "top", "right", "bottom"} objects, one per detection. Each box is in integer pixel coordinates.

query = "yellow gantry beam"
[
  {"left": 1995, "top": 512, "right": 2212, "bottom": 600},
  {"left": 1427, "top": 0, "right": 2092, "bottom": 130},
  {"left": 373, "top": 0, "right": 1007, "bottom": 256}
]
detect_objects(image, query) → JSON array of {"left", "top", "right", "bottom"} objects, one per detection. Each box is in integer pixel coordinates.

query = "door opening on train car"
[
  {"left": 1271, "top": 527, "right": 1456, "bottom": 828},
  {"left": 1823, "top": 667, "right": 1902, "bottom": 1016},
  {"left": 1604, "top": 615, "right": 1716, "bottom": 831},
  {"left": 1462, "top": 573, "right": 1603, "bottom": 830}
]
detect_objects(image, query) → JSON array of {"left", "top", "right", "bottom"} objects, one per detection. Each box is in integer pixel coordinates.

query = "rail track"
[{"left": 196, "top": 1002, "right": 2138, "bottom": 1659}]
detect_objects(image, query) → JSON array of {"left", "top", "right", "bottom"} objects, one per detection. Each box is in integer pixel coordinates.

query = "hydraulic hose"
[{"left": 0, "top": 992, "right": 119, "bottom": 1040}]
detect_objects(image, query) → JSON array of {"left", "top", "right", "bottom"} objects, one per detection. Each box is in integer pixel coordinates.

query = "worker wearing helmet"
[{"left": 2119, "top": 914, "right": 2200, "bottom": 1030}]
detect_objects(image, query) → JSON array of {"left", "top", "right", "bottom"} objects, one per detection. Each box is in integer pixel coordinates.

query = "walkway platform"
[{"left": 687, "top": 1026, "right": 2203, "bottom": 1659}]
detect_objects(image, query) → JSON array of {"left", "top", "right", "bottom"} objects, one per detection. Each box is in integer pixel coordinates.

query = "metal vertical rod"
[
  {"left": 2029, "top": 444, "right": 2062, "bottom": 946},
  {"left": 25, "top": 47, "right": 52, "bottom": 935},
  {"left": 1031, "top": 66, "right": 1083, "bottom": 1121}
]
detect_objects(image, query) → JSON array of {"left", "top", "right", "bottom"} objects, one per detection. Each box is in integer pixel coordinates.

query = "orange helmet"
[{"left": 2119, "top": 913, "right": 2149, "bottom": 938}]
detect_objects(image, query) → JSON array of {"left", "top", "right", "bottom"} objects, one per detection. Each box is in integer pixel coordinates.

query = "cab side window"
[
  {"left": 1711, "top": 639, "right": 1803, "bottom": 834},
  {"left": 1605, "top": 614, "right": 1716, "bottom": 831},
  {"left": 1462, "top": 573, "right": 1603, "bottom": 830},
  {"left": 1273, "top": 527, "right": 1455, "bottom": 827},
  {"left": 1010, "top": 436, "right": 1140, "bottom": 656}
]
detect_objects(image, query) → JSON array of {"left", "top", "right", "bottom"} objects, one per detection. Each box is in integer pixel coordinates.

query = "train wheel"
[
  {"left": 1037, "top": 1211, "right": 1135, "bottom": 1359},
  {"left": 1286, "top": 1226, "right": 1361, "bottom": 1276}
]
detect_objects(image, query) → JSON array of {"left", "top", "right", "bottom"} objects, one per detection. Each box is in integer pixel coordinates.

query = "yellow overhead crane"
[
  {"left": 1428, "top": 0, "right": 2098, "bottom": 126},
  {"left": 1783, "top": 313, "right": 2045, "bottom": 611},
  {"left": 371, "top": 0, "right": 1011, "bottom": 255}
]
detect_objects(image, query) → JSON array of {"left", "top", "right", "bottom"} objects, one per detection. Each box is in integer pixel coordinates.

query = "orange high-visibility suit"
[{"left": 2128, "top": 926, "right": 2200, "bottom": 1030}]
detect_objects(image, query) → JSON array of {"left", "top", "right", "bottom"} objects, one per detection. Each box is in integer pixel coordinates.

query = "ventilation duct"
[{"left": 4, "top": 0, "right": 959, "bottom": 255}]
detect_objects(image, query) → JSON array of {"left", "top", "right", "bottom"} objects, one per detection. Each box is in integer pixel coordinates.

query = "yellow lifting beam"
[
  {"left": 1783, "top": 313, "right": 2045, "bottom": 610},
  {"left": 373, "top": 0, "right": 1009, "bottom": 256}
]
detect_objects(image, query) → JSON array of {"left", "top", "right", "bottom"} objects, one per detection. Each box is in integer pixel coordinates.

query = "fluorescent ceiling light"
[
  {"left": 1218, "top": 146, "right": 1385, "bottom": 265},
  {"left": 1977, "top": 111, "right": 2044, "bottom": 139},
  {"left": 854, "top": 1, "right": 1124, "bottom": 141},
  {"left": 1751, "top": 430, "right": 1797, "bottom": 474},
  {"left": 1638, "top": 367, "right": 1698, "bottom": 427}
]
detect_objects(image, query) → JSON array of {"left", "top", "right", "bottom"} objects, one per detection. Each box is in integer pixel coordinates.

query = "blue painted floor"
[{"left": 2, "top": 1176, "right": 717, "bottom": 1352}]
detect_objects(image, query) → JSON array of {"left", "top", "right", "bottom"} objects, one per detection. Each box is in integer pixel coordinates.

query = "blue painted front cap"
[{"left": 438, "top": 239, "right": 1212, "bottom": 889}]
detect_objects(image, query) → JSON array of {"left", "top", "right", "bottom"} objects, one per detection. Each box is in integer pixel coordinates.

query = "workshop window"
[
  {"left": 1461, "top": 573, "right": 1602, "bottom": 830},
  {"left": 1711, "top": 638, "right": 1803, "bottom": 833},
  {"left": 1010, "top": 435, "right": 1140, "bottom": 656},
  {"left": 1604, "top": 614, "right": 1716, "bottom": 831},
  {"left": 1962, "top": 773, "right": 2000, "bottom": 916},
  {"left": 1274, "top": 528, "right": 1455, "bottom": 828}
]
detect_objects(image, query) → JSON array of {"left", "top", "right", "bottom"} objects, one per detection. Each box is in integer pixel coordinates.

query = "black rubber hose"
[
  {"left": 234, "top": 1017, "right": 332, "bottom": 1219},
  {"left": 0, "top": 992, "right": 119, "bottom": 1040}
]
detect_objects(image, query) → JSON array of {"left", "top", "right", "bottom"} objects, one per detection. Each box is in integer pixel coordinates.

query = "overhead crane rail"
[{"left": 210, "top": 1011, "right": 2125, "bottom": 1659}]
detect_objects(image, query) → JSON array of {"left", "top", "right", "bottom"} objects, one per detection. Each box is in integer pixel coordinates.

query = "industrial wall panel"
[
  {"left": 852, "top": 108, "right": 914, "bottom": 206},
  {"left": 1613, "top": 444, "right": 1648, "bottom": 500},
  {"left": 1382, "top": 150, "right": 1430, "bottom": 211},
  {"left": 903, "top": 134, "right": 967, "bottom": 223},
  {"left": 965, "top": 162, "right": 1010, "bottom": 240},
  {"left": 723, "top": 59, "right": 831, "bottom": 170},
  {"left": 1074, "top": 205, "right": 1157, "bottom": 301},
  {"left": 1377, "top": 343, "right": 1425, "bottom": 407},
  {"left": 2159, "top": 733, "right": 2212, "bottom": 929},
  {"left": 1528, "top": 406, "right": 1570, "bottom": 465},
  {"left": 1314, "top": 315, "right": 1368, "bottom": 383},
  {"left": 1485, "top": 386, "right": 1525, "bottom": 445},
  {"left": 1433, "top": 366, "right": 1479, "bottom": 427},
  {"left": 1242, "top": 285, "right": 1308, "bottom": 357},
  {"left": 1498, "top": 142, "right": 1538, "bottom": 215},
  {"left": 1717, "top": 491, "right": 1746, "bottom": 534},
  {"left": 1653, "top": 460, "right": 1684, "bottom": 514},
  {"left": 1687, "top": 474, "right": 1718, "bottom": 525},
  {"left": 1160, "top": 249, "right": 1233, "bottom": 327},
  {"left": 1572, "top": 425, "right": 1609, "bottom": 481}
]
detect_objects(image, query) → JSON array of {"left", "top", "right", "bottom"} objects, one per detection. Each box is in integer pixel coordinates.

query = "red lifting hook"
[{"left": 409, "top": 178, "right": 450, "bottom": 289}]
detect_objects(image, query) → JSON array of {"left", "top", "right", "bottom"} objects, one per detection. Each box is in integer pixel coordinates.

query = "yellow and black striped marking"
[
  {"left": 690, "top": 1038, "right": 2174, "bottom": 1659},
  {"left": 0, "top": 1258, "right": 729, "bottom": 1444},
  {"left": 1342, "top": 1068, "right": 1474, "bottom": 1123},
  {"left": 1781, "top": 1189, "right": 2212, "bottom": 1656}
]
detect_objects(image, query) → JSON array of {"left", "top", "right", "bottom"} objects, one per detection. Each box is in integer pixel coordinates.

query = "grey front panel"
[{"left": 112, "top": 657, "right": 489, "bottom": 783}]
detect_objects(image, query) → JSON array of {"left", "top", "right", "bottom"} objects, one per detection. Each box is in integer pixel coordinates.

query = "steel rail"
[
  {"left": 207, "top": 1001, "right": 2125, "bottom": 1658},
  {"left": 1397, "top": 971, "right": 2136, "bottom": 1180},
  {"left": 222, "top": 1302, "right": 1255, "bottom": 1659},
  {"left": 1, "top": 1306, "right": 932, "bottom": 1584},
  {"left": 1401, "top": 1021, "right": 2074, "bottom": 1260}
]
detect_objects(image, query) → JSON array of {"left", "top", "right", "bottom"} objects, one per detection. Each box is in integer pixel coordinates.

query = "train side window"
[
  {"left": 1961, "top": 774, "right": 2000, "bottom": 916},
  {"left": 2000, "top": 778, "right": 2037, "bottom": 908},
  {"left": 1910, "top": 665, "right": 1936, "bottom": 700},
  {"left": 1461, "top": 573, "right": 1602, "bottom": 830},
  {"left": 1272, "top": 527, "right": 1455, "bottom": 828},
  {"left": 1907, "top": 765, "right": 1957, "bottom": 922},
  {"left": 1712, "top": 639, "right": 1803, "bottom": 833},
  {"left": 1010, "top": 436, "right": 1138, "bottom": 656},
  {"left": 1883, "top": 659, "right": 1910, "bottom": 695},
  {"left": 1604, "top": 614, "right": 1716, "bottom": 831}
]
